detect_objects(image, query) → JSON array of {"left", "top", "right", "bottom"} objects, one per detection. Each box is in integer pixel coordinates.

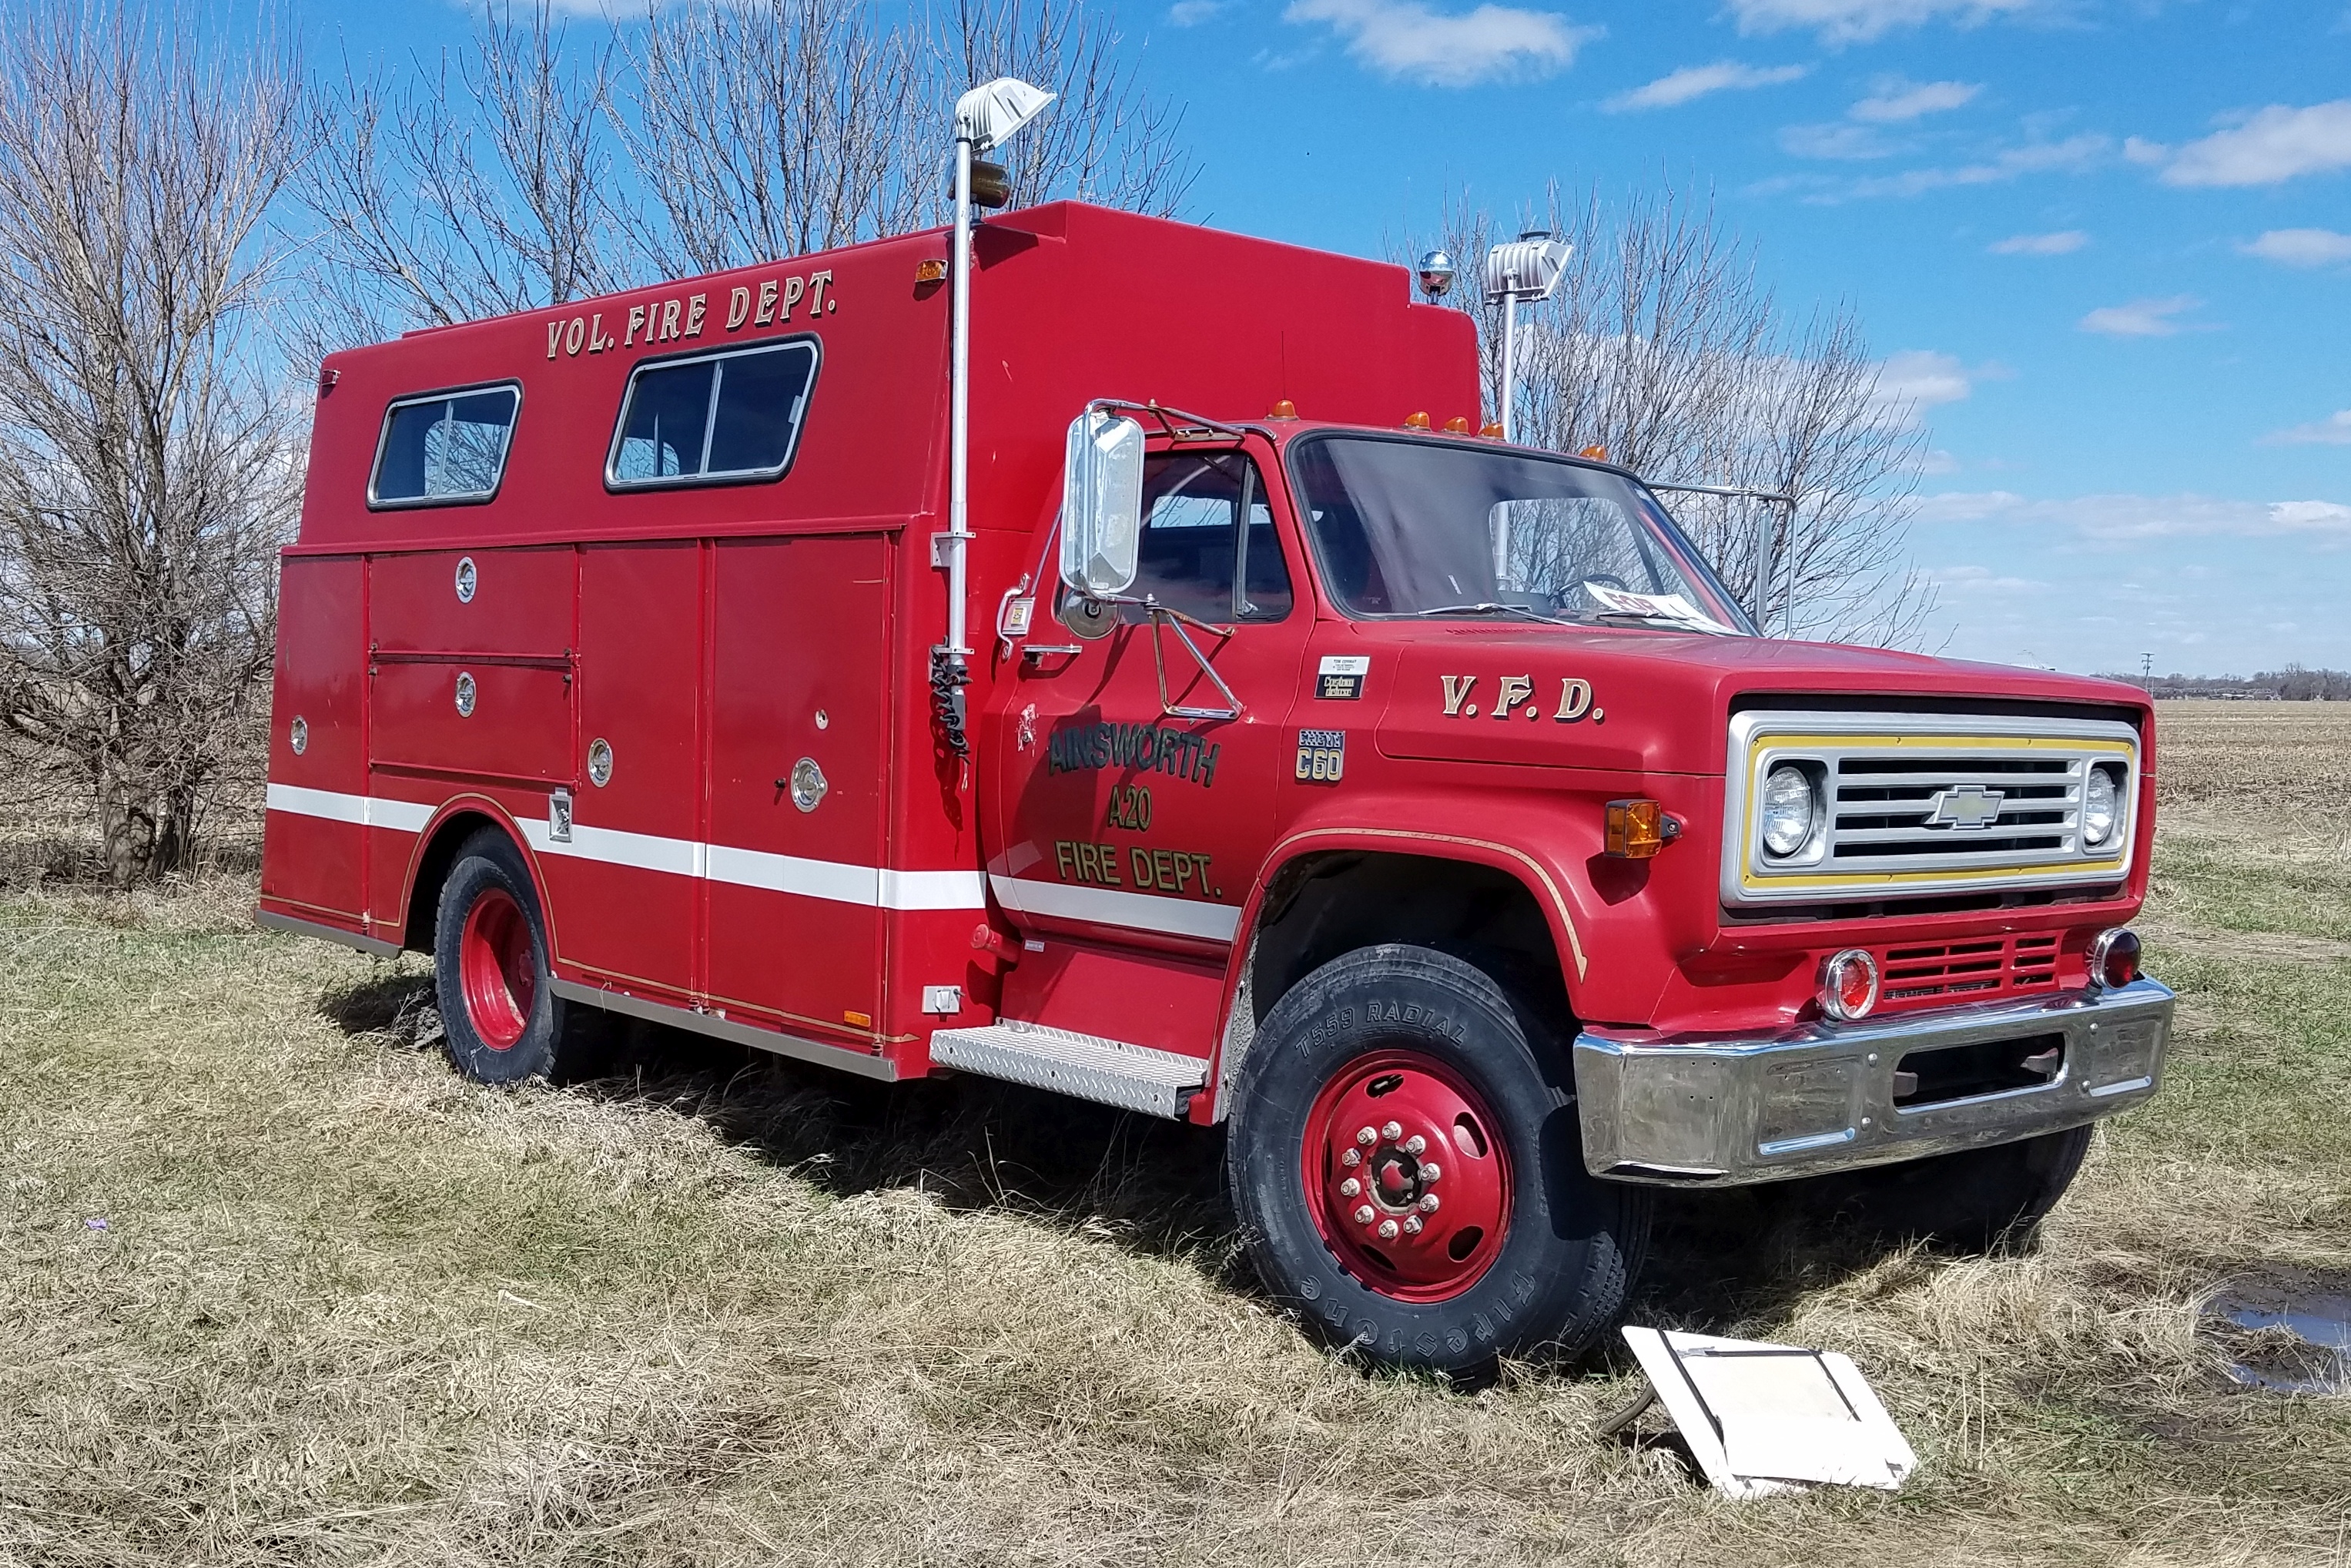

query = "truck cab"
[{"left": 260, "top": 200, "right": 2172, "bottom": 1377}]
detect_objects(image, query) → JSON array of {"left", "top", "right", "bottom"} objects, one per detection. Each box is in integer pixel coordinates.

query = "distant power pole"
[{"left": 2141, "top": 652, "right": 2153, "bottom": 684}]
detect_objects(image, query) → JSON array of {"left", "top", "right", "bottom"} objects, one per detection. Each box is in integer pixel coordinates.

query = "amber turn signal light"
[
  {"left": 914, "top": 258, "right": 948, "bottom": 284},
  {"left": 1604, "top": 799, "right": 1677, "bottom": 859}
]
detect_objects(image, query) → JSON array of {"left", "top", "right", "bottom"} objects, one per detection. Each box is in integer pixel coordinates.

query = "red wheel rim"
[
  {"left": 1301, "top": 1050, "right": 1513, "bottom": 1302},
  {"left": 458, "top": 886, "right": 535, "bottom": 1050}
]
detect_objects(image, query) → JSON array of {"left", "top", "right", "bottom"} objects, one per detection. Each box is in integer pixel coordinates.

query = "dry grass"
[{"left": 1, "top": 703, "right": 2348, "bottom": 1566}]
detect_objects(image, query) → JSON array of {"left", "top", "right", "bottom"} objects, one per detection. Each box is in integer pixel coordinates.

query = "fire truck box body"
[{"left": 262, "top": 201, "right": 2173, "bottom": 1373}]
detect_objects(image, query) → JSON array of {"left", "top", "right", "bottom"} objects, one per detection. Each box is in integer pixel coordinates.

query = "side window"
[
  {"left": 370, "top": 384, "right": 519, "bottom": 507},
  {"left": 609, "top": 338, "right": 819, "bottom": 487},
  {"left": 1122, "top": 451, "right": 1293, "bottom": 624}
]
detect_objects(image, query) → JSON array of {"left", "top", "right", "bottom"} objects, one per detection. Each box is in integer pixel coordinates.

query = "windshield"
[{"left": 1288, "top": 434, "right": 1756, "bottom": 634}]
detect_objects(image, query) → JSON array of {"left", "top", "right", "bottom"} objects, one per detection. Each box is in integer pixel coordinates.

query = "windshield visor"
[{"left": 1289, "top": 434, "right": 1755, "bottom": 634}]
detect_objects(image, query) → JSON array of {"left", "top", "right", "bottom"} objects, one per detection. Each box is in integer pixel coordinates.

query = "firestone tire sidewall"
[
  {"left": 434, "top": 829, "right": 565, "bottom": 1087},
  {"left": 1228, "top": 944, "right": 1641, "bottom": 1378}
]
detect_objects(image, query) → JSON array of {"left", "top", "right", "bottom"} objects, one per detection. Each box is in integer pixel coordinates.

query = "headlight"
[
  {"left": 2081, "top": 766, "right": 2120, "bottom": 848},
  {"left": 1760, "top": 764, "right": 1817, "bottom": 858}
]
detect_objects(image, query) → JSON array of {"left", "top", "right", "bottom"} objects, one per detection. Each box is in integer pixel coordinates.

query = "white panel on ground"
[{"left": 1620, "top": 1326, "right": 1916, "bottom": 1499}]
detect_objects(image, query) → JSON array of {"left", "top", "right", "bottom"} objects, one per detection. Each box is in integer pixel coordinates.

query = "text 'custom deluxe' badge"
[{"left": 1315, "top": 655, "right": 1370, "bottom": 701}]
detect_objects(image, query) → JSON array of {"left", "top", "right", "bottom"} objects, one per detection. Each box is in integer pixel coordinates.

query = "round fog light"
[
  {"left": 2088, "top": 926, "right": 2140, "bottom": 990},
  {"left": 1820, "top": 947, "right": 1880, "bottom": 1022}
]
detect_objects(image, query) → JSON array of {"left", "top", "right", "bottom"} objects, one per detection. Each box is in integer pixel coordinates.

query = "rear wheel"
[
  {"left": 434, "top": 826, "right": 594, "bottom": 1084},
  {"left": 1227, "top": 944, "right": 1647, "bottom": 1378},
  {"left": 1797, "top": 1124, "right": 2095, "bottom": 1251}
]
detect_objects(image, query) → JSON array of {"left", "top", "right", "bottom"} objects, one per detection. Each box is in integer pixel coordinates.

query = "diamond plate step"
[{"left": 929, "top": 1021, "right": 1207, "bottom": 1118}]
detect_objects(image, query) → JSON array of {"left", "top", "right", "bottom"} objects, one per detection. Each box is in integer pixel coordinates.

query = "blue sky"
[{"left": 303, "top": 0, "right": 2350, "bottom": 677}]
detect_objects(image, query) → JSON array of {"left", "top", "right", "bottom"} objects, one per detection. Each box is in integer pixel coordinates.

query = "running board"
[{"left": 928, "top": 1022, "right": 1207, "bottom": 1118}]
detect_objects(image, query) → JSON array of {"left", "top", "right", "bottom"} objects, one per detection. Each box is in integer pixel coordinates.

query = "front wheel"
[{"left": 1227, "top": 945, "right": 1647, "bottom": 1378}]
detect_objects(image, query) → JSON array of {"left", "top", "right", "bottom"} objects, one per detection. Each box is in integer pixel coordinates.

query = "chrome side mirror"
[{"left": 1060, "top": 410, "right": 1144, "bottom": 598}]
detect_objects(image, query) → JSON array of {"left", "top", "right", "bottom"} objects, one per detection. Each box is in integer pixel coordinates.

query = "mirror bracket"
[{"left": 1147, "top": 601, "right": 1244, "bottom": 722}]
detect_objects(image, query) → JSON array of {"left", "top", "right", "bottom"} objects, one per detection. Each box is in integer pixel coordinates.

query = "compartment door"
[{"left": 703, "top": 534, "right": 892, "bottom": 1040}]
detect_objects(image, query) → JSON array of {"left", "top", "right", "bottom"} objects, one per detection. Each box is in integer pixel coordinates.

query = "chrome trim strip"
[
  {"left": 550, "top": 979, "right": 899, "bottom": 1081},
  {"left": 255, "top": 907, "right": 402, "bottom": 957},
  {"left": 1572, "top": 977, "right": 2174, "bottom": 1185},
  {"left": 986, "top": 872, "right": 1241, "bottom": 943}
]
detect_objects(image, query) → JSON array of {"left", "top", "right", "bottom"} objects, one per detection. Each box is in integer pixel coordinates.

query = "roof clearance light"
[
  {"left": 1820, "top": 949, "right": 1880, "bottom": 1022},
  {"left": 1269, "top": 399, "right": 1298, "bottom": 420},
  {"left": 1404, "top": 410, "right": 1432, "bottom": 429},
  {"left": 1443, "top": 416, "right": 1470, "bottom": 434},
  {"left": 1605, "top": 799, "right": 1675, "bottom": 859},
  {"left": 1479, "top": 421, "right": 1503, "bottom": 437},
  {"left": 2088, "top": 926, "right": 2140, "bottom": 990},
  {"left": 1580, "top": 444, "right": 1607, "bottom": 461}
]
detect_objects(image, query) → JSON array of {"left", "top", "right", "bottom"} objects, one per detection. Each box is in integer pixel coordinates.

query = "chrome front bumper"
[{"left": 1572, "top": 979, "right": 2175, "bottom": 1185}]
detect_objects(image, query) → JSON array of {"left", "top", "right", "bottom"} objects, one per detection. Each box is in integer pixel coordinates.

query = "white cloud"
[
  {"left": 1781, "top": 122, "right": 1902, "bottom": 159},
  {"left": 1989, "top": 230, "right": 2088, "bottom": 254},
  {"left": 1834, "top": 132, "right": 2108, "bottom": 198},
  {"left": 2161, "top": 100, "right": 2351, "bottom": 186},
  {"left": 2239, "top": 227, "right": 2351, "bottom": 267},
  {"left": 1877, "top": 349, "right": 1971, "bottom": 409},
  {"left": 2263, "top": 410, "right": 2351, "bottom": 446},
  {"left": 1168, "top": 0, "right": 1226, "bottom": 22},
  {"left": 1916, "top": 491, "right": 2351, "bottom": 543},
  {"left": 1283, "top": 0, "right": 1598, "bottom": 85},
  {"left": 1724, "top": 0, "right": 2034, "bottom": 44},
  {"left": 1934, "top": 563, "right": 2048, "bottom": 594},
  {"left": 2078, "top": 294, "right": 2199, "bottom": 337},
  {"left": 2122, "top": 136, "right": 2168, "bottom": 166},
  {"left": 1603, "top": 60, "right": 1806, "bottom": 111},
  {"left": 1851, "top": 79, "right": 1981, "bottom": 122}
]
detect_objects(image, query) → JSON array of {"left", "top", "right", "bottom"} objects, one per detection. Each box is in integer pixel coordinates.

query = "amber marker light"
[
  {"left": 1269, "top": 399, "right": 1298, "bottom": 420},
  {"left": 914, "top": 258, "right": 948, "bottom": 284},
  {"left": 1604, "top": 799, "right": 1678, "bottom": 859},
  {"left": 1443, "top": 415, "right": 1471, "bottom": 433},
  {"left": 1404, "top": 410, "right": 1432, "bottom": 429},
  {"left": 1820, "top": 949, "right": 1880, "bottom": 1022},
  {"left": 1479, "top": 420, "right": 1504, "bottom": 437}
]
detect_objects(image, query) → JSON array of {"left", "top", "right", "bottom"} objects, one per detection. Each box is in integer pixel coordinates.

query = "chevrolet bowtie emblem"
[{"left": 1925, "top": 785, "right": 2006, "bottom": 830}]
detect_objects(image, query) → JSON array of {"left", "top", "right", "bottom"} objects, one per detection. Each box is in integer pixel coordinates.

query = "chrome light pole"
[
  {"left": 939, "top": 77, "right": 1051, "bottom": 753},
  {"left": 1480, "top": 232, "right": 1570, "bottom": 444}
]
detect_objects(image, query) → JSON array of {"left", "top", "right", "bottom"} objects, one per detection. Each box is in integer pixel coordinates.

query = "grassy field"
[{"left": 2, "top": 699, "right": 2347, "bottom": 1566}]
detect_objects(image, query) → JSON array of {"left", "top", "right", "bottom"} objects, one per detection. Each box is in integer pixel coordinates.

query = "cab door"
[{"left": 984, "top": 437, "right": 1309, "bottom": 978}]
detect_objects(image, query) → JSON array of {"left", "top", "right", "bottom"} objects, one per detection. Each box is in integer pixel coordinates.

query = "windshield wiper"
[{"left": 1415, "top": 601, "right": 1577, "bottom": 628}]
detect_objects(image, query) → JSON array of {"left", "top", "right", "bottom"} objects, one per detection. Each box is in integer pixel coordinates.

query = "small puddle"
[{"left": 2205, "top": 1275, "right": 2351, "bottom": 1395}]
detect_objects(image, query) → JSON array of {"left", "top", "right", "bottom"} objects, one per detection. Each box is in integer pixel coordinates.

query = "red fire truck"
[{"left": 260, "top": 198, "right": 2172, "bottom": 1375}]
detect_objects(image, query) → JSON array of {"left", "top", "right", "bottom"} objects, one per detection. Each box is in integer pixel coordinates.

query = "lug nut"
[
  {"left": 1403, "top": 1215, "right": 1423, "bottom": 1235},
  {"left": 1338, "top": 1178, "right": 1361, "bottom": 1198},
  {"left": 1403, "top": 1134, "right": 1426, "bottom": 1155},
  {"left": 1418, "top": 1194, "right": 1441, "bottom": 1214},
  {"left": 1357, "top": 1126, "right": 1378, "bottom": 1147},
  {"left": 1421, "top": 1161, "right": 1440, "bottom": 1182},
  {"left": 1377, "top": 1219, "right": 1401, "bottom": 1240},
  {"left": 1354, "top": 1204, "right": 1376, "bottom": 1225},
  {"left": 1340, "top": 1148, "right": 1361, "bottom": 1168},
  {"left": 1381, "top": 1121, "right": 1402, "bottom": 1141}
]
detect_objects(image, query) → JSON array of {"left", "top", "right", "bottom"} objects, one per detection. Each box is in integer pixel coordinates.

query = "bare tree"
[
  {"left": 0, "top": 0, "right": 307, "bottom": 884},
  {"left": 1421, "top": 187, "right": 1937, "bottom": 647},
  {"left": 618, "top": 0, "right": 1195, "bottom": 275},
  {"left": 295, "top": 0, "right": 636, "bottom": 353}
]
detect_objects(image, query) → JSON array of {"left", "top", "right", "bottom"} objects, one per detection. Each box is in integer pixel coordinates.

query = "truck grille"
[
  {"left": 1723, "top": 710, "right": 2141, "bottom": 908},
  {"left": 1877, "top": 933, "right": 2060, "bottom": 1009}
]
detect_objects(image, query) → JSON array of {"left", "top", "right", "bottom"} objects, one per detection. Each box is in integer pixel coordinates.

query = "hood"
[{"left": 1366, "top": 623, "right": 2152, "bottom": 776}]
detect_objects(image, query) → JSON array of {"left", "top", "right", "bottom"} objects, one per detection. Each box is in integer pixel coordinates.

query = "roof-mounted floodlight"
[
  {"left": 1416, "top": 250, "right": 1456, "bottom": 300},
  {"left": 938, "top": 75, "right": 1054, "bottom": 761},
  {"left": 1482, "top": 230, "right": 1573, "bottom": 444},
  {"left": 1482, "top": 230, "right": 1572, "bottom": 303},
  {"left": 956, "top": 77, "right": 1055, "bottom": 153}
]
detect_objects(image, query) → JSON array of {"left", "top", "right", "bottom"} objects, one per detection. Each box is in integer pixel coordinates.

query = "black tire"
[
  {"left": 1795, "top": 1124, "right": 2095, "bottom": 1252},
  {"left": 1226, "top": 944, "right": 1649, "bottom": 1379},
  {"left": 433, "top": 826, "right": 598, "bottom": 1085}
]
